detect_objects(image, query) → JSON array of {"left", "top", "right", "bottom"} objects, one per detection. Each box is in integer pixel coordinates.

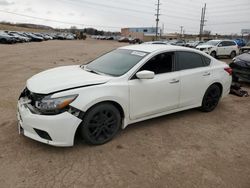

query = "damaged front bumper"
[{"left": 17, "top": 100, "right": 82, "bottom": 147}]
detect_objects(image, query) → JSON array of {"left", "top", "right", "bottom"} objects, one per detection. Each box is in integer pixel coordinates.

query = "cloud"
[
  {"left": 0, "top": 0, "right": 14, "bottom": 6},
  {"left": 25, "top": 7, "right": 33, "bottom": 12}
]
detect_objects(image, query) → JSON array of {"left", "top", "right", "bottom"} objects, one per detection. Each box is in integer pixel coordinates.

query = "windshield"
[
  {"left": 204, "top": 40, "right": 220, "bottom": 46},
  {"left": 86, "top": 49, "right": 148, "bottom": 76}
]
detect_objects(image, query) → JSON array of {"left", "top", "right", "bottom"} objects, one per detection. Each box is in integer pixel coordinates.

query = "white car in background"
[
  {"left": 196, "top": 40, "right": 239, "bottom": 58},
  {"left": 17, "top": 45, "right": 232, "bottom": 147}
]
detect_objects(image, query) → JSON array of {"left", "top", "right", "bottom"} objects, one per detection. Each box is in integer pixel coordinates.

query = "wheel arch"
[
  {"left": 73, "top": 100, "right": 126, "bottom": 143},
  {"left": 209, "top": 82, "right": 223, "bottom": 97}
]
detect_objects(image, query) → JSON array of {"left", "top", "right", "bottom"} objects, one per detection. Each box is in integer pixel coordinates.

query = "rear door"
[
  {"left": 176, "top": 51, "right": 211, "bottom": 107},
  {"left": 217, "top": 41, "right": 227, "bottom": 56}
]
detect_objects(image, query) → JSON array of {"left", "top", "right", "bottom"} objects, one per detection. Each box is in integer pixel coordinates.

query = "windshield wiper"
[{"left": 83, "top": 66, "right": 101, "bottom": 75}]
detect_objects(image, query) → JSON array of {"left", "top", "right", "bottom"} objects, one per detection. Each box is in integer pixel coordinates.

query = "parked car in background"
[
  {"left": 188, "top": 41, "right": 204, "bottom": 48},
  {"left": 7, "top": 32, "right": 30, "bottom": 42},
  {"left": 185, "top": 41, "right": 195, "bottom": 47},
  {"left": 234, "top": 38, "right": 246, "bottom": 47},
  {"left": 230, "top": 52, "right": 250, "bottom": 82},
  {"left": 105, "top": 36, "right": 114, "bottom": 40},
  {"left": 17, "top": 44, "right": 232, "bottom": 146},
  {"left": 0, "top": 30, "right": 77, "bottom": 44},
  {"left": 118, "top": 37, "right": 130, "bottom": 42},
  {"left": 129, "top": 38, "right": 143, "bottom": 44},
  {"left": 143, "top": 41, "right": 169, "bottom": 45},
  {"left": 169, "top": 40, "right": 186, "bottom": 46},
  {"left": 240, "top": 41, "right": 250, "bottom": 54},
  {"left": 0, "top": 31, "right": 16, "bottom": 44},
  {"left": 196, "top": 40, "right": 239, "bottom": 58},
  {"left": 24, "top": 32, "right": 43, "bottom": 42}
]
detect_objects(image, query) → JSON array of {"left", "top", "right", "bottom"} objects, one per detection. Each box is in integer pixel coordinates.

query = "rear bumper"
[
  {"left": 17, "top": 101, "right": 82, "bottom": 147},
  {"left": 233, "top": 69, "right": 250, "bottom": 81}
]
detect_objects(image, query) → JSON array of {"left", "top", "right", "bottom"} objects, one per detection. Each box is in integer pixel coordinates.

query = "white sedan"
[{"left": 17, "top": 45, "right": 232, "bottom": 146}]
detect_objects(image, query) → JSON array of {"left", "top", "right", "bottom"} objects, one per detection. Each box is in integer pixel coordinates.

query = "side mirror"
[
  {"left": 218, "top": 43, "right": 222, "bottom": 47},
  {"left": 136, "top": 70, "right": 155, "bottom": 79}
]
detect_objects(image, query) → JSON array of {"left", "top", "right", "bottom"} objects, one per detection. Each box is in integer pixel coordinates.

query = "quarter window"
[{"left": 176, "top": 51, "right": 206, "bottom": 70}]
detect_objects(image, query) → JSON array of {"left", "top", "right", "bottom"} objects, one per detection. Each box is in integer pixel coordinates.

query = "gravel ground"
[{"left": 0, "top": 39, "right": 250, "bottom": 188}]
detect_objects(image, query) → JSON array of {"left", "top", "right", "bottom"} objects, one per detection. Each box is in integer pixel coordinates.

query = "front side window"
[
  {"left": 176, "top": 51, "right": 206, "bottom": 70},
  {"left": 138, "top": 52, "right": 174, "bottom": 74},
  {"left": 86, "top": 49, "right": 148, "bottom": 76}
]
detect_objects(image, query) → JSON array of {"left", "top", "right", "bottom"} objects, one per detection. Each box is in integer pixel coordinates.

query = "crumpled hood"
[
  {"left": 196, "top": 44, "right": 214, "bottom": 49},
  {"left": 27, "top": 65, "right": 111, "bottom": 94}
]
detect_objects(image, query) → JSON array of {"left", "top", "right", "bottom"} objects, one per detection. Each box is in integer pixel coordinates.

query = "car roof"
[{"left": 119, "top": 44, "right": 191, "bottom": 53}]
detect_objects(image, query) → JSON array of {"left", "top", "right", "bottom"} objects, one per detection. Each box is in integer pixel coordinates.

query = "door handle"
[
  {"left": 169, "top": 79, "right": 179, "bottom": 84},
  {"left": 203, "top": 72, "right": 211, "bottom": 76}
]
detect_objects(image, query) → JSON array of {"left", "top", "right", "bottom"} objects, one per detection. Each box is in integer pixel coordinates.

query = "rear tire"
[
  {"left": 230, "top": 51, "right": 236, "bottom": 59},
  {"left": 210, "top": 51, "right": 216, "bottom": 58},
  {"left": 200, "top": 84, "right": 221, "bottom": 112},
  {"left": 80, "top": 103, "right": 121, "bottom": 145}
]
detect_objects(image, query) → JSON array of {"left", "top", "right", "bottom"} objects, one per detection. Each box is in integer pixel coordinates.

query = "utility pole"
[
  {"left": 180, "top": 26, "right": 183, "bottom": 38},
  {"left": 199, "top": 3, "right": 206, "bottom": 41},
  {"left": 155, "top": 0, "right": 160, "bottom": 40}
]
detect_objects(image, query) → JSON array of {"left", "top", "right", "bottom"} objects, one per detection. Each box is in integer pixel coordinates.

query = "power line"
[
  {"left": 58, "top": 0, "right": 155, "bottom": 15},
  {"left": 0, "top": 10, "right": 122, "bottom": 29},
  {"left": 59, "top": 0, "right": 199, "bottom": 22},
  {"left": 0, "top": 9, "right": 201, "bottom": 33},
  {"left": 207, "top": 21, "right": 250, "bottom": 25}
]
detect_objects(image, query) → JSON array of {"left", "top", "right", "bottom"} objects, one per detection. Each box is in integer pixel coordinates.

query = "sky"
[{"left": 0, "top": 0, "right": 249, "bottom": 35}]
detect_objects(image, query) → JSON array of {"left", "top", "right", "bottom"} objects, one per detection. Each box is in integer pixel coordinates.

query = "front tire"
[
  {"left": 81, "top": 103, "right": 121, "bottom": 145},
  {"left": 200, "top": 84, "right": 221, "bottom": 112},
  {"left": 210, "top": 51, "right": 216, "bottom": 58}
]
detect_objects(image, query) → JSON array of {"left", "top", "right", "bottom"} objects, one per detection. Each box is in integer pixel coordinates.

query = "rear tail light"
[{"left": 224, "top": 67, "right": 232, "bottom": 76}]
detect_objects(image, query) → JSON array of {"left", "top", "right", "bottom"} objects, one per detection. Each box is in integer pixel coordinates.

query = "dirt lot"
[{"left": 0, "top": 39, "right": 250, "bottom": 188}]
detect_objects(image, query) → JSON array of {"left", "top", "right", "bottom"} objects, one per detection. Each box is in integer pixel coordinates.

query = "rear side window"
[
  {"left": 219, "top": 41, "right": 227, "bottom": 47},
  {"left": 228, "top": 41, "right": 236, "bottom": 46},
  {"left": 176, "top": 51, "right": 206, "bottom": 70}
]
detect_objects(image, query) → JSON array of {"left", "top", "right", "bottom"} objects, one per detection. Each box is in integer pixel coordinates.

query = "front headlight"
[
  {"left": 207, "top": 47, "right": 212, "bottom": 50},
  {"left": 35, "top": 94, "right": 78, "bottom": 114}
]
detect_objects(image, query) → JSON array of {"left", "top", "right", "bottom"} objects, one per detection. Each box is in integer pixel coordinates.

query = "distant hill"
[
  {"left": 15, "top": 23, "right": 53, "bottom": 30},
  {"left": 0, "top": 22, "right": 54, "bottom": 32}
]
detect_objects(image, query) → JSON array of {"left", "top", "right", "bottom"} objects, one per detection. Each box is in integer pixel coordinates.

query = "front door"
[{"left": 128, "top": 52, "right": 180, "bottom": 120}]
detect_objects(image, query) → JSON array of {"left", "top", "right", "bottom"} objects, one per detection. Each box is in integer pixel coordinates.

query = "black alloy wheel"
[
  {"left": 81, "top": 103, "right": 121, "bottom": 145},
  {"left": 200, "top": 85, "right": 221, "bottom": 112}
]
